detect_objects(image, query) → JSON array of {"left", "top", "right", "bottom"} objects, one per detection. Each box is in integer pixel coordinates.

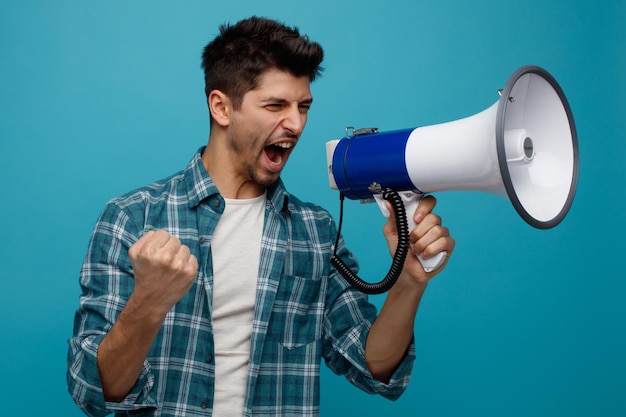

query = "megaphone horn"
[{"left": 326, "top": 65, "right": 579, "bottom": 293}]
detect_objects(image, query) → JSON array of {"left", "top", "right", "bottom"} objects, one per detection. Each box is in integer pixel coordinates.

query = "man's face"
[{"left": 226, "top": 69, "right": 313, "bottom": 189}]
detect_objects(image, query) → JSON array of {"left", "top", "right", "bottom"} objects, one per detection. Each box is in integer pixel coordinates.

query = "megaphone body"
[
  {"left": 326, "top": 65, "right": 579, "bottom": 291},
  {"left": 327, "top": 104, "right": 503, "bottom": 199}
]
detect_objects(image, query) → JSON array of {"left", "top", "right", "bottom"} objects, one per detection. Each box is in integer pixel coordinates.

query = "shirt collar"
[
  {"left": 184, "top": 147, "right": 220, "bottom": 208},
  {"left": 267, "top": 179, "right": 290, "bottom": 215},
  {"left": 183, "top": 146, "right": 290, "bottom": 214}
]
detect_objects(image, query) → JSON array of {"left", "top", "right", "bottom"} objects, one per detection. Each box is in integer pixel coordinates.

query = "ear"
[{"left": 208, "top": 90, "right": 231, "bottom": 127}]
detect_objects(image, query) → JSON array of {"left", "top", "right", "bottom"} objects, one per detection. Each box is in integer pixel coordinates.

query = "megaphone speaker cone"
[{"left": 496, "top": 65, "right": 579, "bottom": 229}]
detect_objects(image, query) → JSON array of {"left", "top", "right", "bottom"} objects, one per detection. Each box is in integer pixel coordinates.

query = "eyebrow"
[{"left": 263, "top": 96, "right": 313, "bottom": 105}]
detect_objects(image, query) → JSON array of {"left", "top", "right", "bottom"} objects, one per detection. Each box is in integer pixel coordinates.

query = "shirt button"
[
  {"left": 206, "top": 354, "right": 213, "bottom": 363},
  {"left": 201, "top": 401, "right": 208, "bottom": 409},
  {"left": 211, "top": 199, "right": 220, "bottom": 208},
  {"left": 199, "top": 236, "right": 206, "bottom": 244}
]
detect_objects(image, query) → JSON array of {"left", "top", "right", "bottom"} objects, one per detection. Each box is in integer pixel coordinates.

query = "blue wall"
[{"left": 1, "top": 1, "right": 624, "bottom": 415}]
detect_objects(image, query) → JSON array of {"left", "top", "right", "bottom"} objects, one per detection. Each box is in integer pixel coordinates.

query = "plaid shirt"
[{"left": 67, "top": 148, "right": 415, "bottom": 417}]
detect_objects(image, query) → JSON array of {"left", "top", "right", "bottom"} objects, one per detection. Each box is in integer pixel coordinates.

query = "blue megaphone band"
[{"left": 331, "top": 128, "right": 419, "bottom": 200}]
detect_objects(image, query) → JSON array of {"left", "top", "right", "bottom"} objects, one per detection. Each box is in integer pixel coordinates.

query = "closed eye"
[
  {"left": 265, "top": 103, "right": 283, "bottom": 111},
  {"left": 262, "top": 98, "right": 312, "bottom": 113}
]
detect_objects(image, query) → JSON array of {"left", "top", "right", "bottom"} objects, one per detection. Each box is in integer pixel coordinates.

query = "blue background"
[{"left": 1, "top": 1, "right": 624, "bottom": 416}]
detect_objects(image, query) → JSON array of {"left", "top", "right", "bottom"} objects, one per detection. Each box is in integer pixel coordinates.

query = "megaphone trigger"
[{"left": 373, "top": 191, "right": 448, "bottom": 272}]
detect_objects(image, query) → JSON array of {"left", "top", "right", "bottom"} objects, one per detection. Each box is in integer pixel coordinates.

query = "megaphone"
[{"left": 326, "top": 65, "right": 579, "bottom": 294}]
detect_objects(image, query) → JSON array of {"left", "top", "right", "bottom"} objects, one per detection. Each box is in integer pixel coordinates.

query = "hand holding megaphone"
[{"left": 373, "top": 191, "right": 447, "bottom": 272}]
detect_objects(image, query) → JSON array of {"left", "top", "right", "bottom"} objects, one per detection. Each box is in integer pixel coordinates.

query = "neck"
[{"left": 201, "top": 139, "right": 266, "bottom": 199}]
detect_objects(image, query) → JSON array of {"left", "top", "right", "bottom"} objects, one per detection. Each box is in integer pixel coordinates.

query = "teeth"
[{"left": 274, "top": 142, "right": 293, "bottom": 149}]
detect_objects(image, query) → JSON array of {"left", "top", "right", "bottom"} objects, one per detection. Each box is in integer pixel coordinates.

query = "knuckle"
[{"left": 160, "top": 251, "right": 176, "bottom": 265}]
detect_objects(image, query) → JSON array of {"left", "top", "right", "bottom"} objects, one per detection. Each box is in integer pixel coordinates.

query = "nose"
[{"left": 282, "top": 104, "right": 306, "bottom": 136}]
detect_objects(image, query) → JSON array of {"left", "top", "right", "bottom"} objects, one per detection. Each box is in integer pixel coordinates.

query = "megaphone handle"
[{"left": 374, "top": 191, "right": 447, "bottom": 273}]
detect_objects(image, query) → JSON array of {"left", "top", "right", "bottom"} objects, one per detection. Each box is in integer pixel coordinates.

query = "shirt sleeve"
[
  {"left": 321, "top": 223, "right": 416, "bottom": 401},
  {"left": 66, "top": 200, "right": 159, "bottom": 417}
]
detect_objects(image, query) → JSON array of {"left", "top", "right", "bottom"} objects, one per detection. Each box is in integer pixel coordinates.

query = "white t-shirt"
[{"left": 210, "top": 193, "right": 266, "bottom": 416}]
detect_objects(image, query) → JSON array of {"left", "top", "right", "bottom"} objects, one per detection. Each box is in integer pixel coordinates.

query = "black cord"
[
  {"left": 330, "top": 188, "right": 410, "bottom": 294},
  {"left": 332, "top": 193, "right": 345, "bottom": 258}
]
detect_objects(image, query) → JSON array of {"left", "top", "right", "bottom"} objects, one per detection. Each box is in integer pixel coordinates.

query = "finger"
[
  {"left": 413, "top": 225, "right": 452, "bottom": 257},
  {"left": 411, "top": 214, "right": 446, "bottom": 247},
  {"left": 150, "top": 235, "right": 186, "bottom": 268},
  {"left": 129, "top": 230, "right": 155, "bottom": 257},
  {"left": 169, "top": 243, "right": 194, "bottom": 273},
  {"left": 417, "top": 234, "right": 455, "bottom": 259},
  {"left": 130, "top": 230, "right": 175, "bottom": 262},
  {"left": 409, "top": 212, "right": 442, "bottom": 244},
  {"left": 177, "top": 241, "right": 191, "bottom": 258},
  {"left": 152, "top": 230, "right": 176, "bottom": 249},
  {"left": 413, "top": 195, "right": 437, "bottom": 224},
  {"left": 185, "top": 253, "right": 199, "bottom": 276},
  {"left": 173, "top": 243, "right": 198, "bottom": 280}
]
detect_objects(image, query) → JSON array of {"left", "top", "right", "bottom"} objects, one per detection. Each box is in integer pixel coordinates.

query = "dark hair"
[{"left": 201, "top": 16, "right": 324, "bottom": 111}]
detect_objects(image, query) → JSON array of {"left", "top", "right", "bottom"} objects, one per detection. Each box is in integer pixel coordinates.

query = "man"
[{"left": 67, "top": 16, "right": 455, "bottom": 417}]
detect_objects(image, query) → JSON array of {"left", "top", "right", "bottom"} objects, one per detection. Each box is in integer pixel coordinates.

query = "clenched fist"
[{"left": 128, "top": 230, "right": 199, "bottom": 318}]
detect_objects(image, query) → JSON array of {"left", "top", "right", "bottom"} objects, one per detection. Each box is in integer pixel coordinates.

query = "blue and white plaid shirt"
[{"left": 67, "top": 148, "right": 415, "bottom": 417}]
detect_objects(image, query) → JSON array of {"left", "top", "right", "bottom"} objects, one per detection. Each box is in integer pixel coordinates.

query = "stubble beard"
[{"left": 229, "top": 128, "right": 282, "bottom": 189}]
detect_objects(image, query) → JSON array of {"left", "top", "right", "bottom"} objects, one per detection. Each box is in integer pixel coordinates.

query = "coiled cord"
[{"left": 330, "top": 188, "right": 410, "bottom": 294}]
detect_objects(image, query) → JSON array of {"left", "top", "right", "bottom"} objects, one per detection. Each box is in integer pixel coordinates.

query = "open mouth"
[{"left": 264, "top": 142, "right": 293, "bottom": 166}]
